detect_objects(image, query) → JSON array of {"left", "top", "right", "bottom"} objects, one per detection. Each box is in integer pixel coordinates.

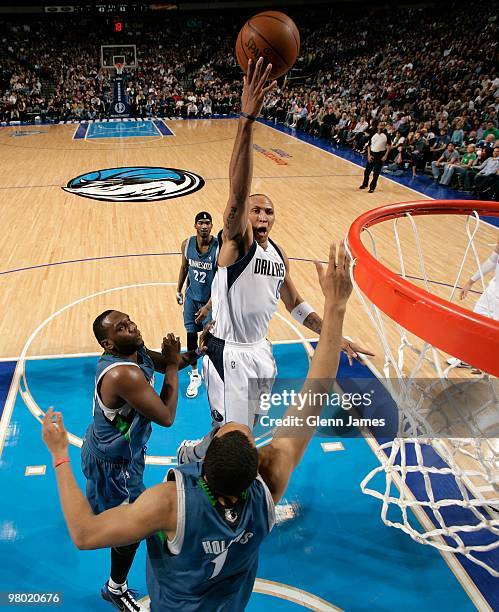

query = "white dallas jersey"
[{"left": 211, "top": 239, "right": 286, "bottom": 343}]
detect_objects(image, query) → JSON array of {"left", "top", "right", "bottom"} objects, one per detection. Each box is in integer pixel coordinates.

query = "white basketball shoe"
[{"left": 186, "top": 370, "right": 202, "bottom": 398}]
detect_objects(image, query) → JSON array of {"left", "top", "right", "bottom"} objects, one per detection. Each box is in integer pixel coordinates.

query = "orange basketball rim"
[{"left": 347, "top": 200, "right": 499, "bottom": 377}]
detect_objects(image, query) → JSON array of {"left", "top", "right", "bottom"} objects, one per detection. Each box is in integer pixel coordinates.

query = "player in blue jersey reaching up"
[
  {"left": 42, "top": 239, "right": 352, "bottom": 612},
  {"left": 80, "top": 310, "right": 199, "bottom": 612},
  {"left": 176, "top": 211, "right": 218, "bottom": 398}
]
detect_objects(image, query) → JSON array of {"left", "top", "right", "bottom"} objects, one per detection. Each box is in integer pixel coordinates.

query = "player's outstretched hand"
[
  {"left": 340, "top": 338, "right": 375, "bottom": 366},
  {"left": 241, "top": 57, "right": 277, "bottom": 119},
  {"left": 195, "top": 304, "right": 210, "bottom": 324},
  {"left": 42, "top": 407, "right": 69, "bottom": 460},
  {"left": 161, "top": 333, "right": 181, "bottom": 366},
  {"left": 199, "top": 321, "right": 215, "bottom": 354},
  {"left": 459, "top": 279, "right": 473, "bottom": 300},
  {"left": 314, "top": 241, "right": 353, "bottom": 308}
]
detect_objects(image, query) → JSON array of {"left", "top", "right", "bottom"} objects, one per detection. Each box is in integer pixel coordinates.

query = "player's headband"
[{"left": 195, "top": 211, "right": 212, "bottom": 223}]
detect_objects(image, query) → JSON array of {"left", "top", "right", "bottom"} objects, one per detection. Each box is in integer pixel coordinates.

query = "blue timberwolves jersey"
[
  {"left": 185, "top": 235, "right": 218, "bottom": 303},
  {"left": 84, "top": 346, "right": 155, "bottom": 462},
  {"left": 146, "top": 461, "right": 275, "bottom": 612}
]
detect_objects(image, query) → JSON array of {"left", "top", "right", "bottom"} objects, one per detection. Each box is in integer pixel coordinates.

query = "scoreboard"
[{"left": 43, "top": 4, "right": 178, "bottom": 13}]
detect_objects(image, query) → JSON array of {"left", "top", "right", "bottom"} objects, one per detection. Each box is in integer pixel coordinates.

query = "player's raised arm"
[
  {"left": 42, "top": 409, "right": 177, "bottom": 550},
  {"left": 279, "top": 245, "right": 373, "bottom": 364},
  {"left": 259, "top": 242, "right": 353, "bottom": 503},
  {"left": 221, "top": 58, "right": 276, "bottom": 260},
  {"left": 112, "top": 334, "right": 181, "bottom": 427}
]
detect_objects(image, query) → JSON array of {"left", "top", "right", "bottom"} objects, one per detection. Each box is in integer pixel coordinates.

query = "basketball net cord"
[{"left": 346, "top": 211, "right": 499, "bottom": 577}]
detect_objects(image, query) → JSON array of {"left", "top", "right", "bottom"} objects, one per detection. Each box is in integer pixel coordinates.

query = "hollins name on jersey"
[
  {"left": 201, "top": 531, "right": 254, "bottom": 555},
  {"left": 253, "top": 258, "right": 285, "bottom": 278}
]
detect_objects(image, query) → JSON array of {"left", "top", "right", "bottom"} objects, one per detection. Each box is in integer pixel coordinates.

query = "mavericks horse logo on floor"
[{"left": 63, "top": 166, "right": 205, "bottom": 202}]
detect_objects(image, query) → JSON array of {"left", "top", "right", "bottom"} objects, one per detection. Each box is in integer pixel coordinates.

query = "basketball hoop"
[
  {"left": 346, "top": 199, "right": 499, "bottom": 576},
  {"left": 114, "top": 62, "right": 124, "bottom": 76},
  {"left": 348, "top": 200, "right": 499, "bottom": 376}
]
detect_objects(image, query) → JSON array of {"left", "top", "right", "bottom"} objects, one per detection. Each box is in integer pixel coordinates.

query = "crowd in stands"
[
  {"left": 1, "top": 2, "right": 498, "bottom": 197},
  {"left": 0, "top": 12, "right": 242, "bottom": 123}
]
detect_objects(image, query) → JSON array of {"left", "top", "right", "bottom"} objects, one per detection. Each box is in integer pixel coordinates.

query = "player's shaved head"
[
  {"left": 92, "top": 310, "right": 144, "bottom": 355},
  {"left": 204, "top": 425, "right": 258, "bottom": 497},
  {"left": 93, "top": 310, "right": 115, "bottom": 343},
  {"left": 249, "top": 193, "right": 274, "bottom": 206}
]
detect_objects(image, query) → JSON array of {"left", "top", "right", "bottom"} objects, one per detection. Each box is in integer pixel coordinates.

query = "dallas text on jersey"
[{"left": 253, "top": 258, "right": 285, "bottom": 278}]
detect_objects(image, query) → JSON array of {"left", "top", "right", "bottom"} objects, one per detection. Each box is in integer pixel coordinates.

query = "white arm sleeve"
[{"left": 471, "top": 251, "right": 499, "bottom": 282}]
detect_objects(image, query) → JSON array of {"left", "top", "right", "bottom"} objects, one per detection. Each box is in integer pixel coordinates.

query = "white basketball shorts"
[{"left": 202, "top": 336, "right": 277, "bottom": 429}]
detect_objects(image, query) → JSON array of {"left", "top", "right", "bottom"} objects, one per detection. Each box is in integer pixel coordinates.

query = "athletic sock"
[
  {"left": 107, "top": 578, "right": 126, "bottom": 594},
  {"left": 191, "top": 429, "right": 216, "bottom": 461}
]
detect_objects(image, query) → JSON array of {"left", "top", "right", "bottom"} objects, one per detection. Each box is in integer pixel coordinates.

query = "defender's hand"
[
  {"left": 341, "top": 339, "right": 375, "bottom": 366},
  {"left": 314, "top": 241, "right": 353, "bottom": 307},
  {"left": 176, "top": 292, "right": 184, "bottom": 306},
  {"left": 42, "top": 408, "right": 69, "bottom": 460},
  {"left": 161, "top": 333, "right": 181, "bottom": 366},
  {"left": 240, "top": 58, "right": 277, "bottom": 119}
]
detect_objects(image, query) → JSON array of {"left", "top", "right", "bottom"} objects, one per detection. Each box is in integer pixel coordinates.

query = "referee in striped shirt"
[{"left": 359, "top": 121, "right": 391, "bottom": 193}]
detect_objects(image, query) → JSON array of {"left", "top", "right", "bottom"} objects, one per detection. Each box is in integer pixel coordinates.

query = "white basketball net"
[{"left": 346, "top": 210, "right": 499, "bottom": 577}]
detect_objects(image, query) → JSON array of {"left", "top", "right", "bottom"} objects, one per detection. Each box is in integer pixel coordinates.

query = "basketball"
[{"left": 235, "top": 11, "right": 300, "bottom": 80}]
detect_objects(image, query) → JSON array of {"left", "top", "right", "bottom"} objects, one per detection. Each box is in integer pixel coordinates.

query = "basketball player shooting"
[
  {"left": 42, "top": 240, "right": 352, "bottom": 612},
  {"left": 178, "top": 57, "right": 372, "bottom": 463}
]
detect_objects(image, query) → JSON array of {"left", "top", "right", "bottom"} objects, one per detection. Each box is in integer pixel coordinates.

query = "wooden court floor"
[
  {"left": 0, "top": 118, "right": 496, "bottom": 366},
  {"left": 0, "top": 119, "right": 498, "bottom": 607}
]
